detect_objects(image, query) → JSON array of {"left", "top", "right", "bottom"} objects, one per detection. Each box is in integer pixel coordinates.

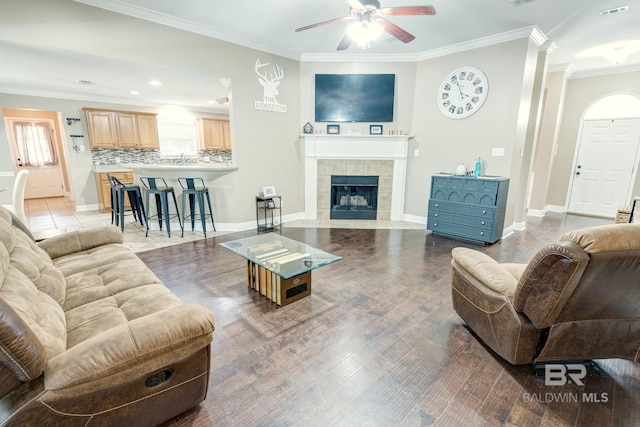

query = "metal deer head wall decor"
[{"left": 254, "top": 59, "right": 287, "bottom": 113}]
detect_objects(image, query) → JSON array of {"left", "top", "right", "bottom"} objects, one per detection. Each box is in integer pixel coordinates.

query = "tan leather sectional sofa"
[{"left": 0, "top": 206, "right": 214, "bottom": 426}]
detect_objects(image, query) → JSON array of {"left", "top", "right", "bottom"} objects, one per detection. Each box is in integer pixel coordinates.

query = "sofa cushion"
[
  {"left": 44, "top": 234, "right": 183, "bottom": 349},
  {"left": 0, "top": 208, "right": 67, "bottom": 380}
]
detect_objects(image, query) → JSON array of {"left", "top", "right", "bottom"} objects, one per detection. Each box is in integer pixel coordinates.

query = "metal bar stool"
[
  {"left": 140, "top": 177, "right": 183, "bottom": 238},
  {"left": 107, "top": 174, "right": 146, "bottom": 232},
  {"left": 178, "top": 177, "right": 216, "bottom": 238}
]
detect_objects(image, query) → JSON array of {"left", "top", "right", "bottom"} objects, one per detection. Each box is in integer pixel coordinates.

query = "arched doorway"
[{"left": 567, "top": 93, "right": 640, "bottom": 218}]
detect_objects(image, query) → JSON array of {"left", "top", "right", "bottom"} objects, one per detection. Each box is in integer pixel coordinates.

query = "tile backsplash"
[{"left": 91, "top": 149, "right": 232, "bottom": 165}]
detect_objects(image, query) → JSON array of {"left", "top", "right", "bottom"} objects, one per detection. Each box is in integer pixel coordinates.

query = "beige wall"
[
  {"left": 547, "top": 70, "right": 640, "bottom": 207},
  {"left": 299, "top": 61, "right": 418, "bottom": 135},
  {"left": 0, "top": 0, "right": 303, "bottom": 224},
  {"left": 0, "top": 0, "right": 568, "bottom": 232},
  {"left": 408, "top": 38, "right": 540, "bottom": 229},
  {"left": 529, "top": 69, "right": 569, "bottom": 211}
]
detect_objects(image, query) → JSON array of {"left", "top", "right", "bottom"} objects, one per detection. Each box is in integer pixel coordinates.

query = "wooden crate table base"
[
  {"left": 248, "top": 261, "right": 311, "bottom": 306},
  {"left": 220, "top": 233, "right": 341, "bottom": 307}
]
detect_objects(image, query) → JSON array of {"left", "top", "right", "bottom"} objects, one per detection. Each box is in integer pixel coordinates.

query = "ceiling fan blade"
[
  {"left": 295, "top": 16, "right": 352, "bottom": 32},
  {"left": 337, "top": 34, "right": 352, "bottom": 51},
  {"left": 379, "top": 6, "right": 436, "bottom": 16},
  {"left": 346, "top": 0, "right": 367, "bottom": 11},
  {"left": 378, "top": 18, "right": 415, "bottom": 43}
]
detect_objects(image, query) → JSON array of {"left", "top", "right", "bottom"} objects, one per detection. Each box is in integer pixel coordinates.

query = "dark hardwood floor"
[{"left": 138, "top": 213, "right": 640, "bottom": 427}]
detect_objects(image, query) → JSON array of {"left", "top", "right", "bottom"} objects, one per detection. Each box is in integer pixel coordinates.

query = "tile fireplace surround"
[{"left": 303, "top": 134, "right": 410, "bottom": 221}]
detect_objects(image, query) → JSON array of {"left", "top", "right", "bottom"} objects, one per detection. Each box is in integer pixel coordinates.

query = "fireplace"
[
  {"left": 303, "top": 134, "right": 410, "bottom": 221},
  {"left": 330, "top": 175, "right": 378, "bottom": 220}
]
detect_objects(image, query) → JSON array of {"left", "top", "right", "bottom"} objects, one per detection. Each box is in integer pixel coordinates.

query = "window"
[
  {"left": 584, "top": 94, "right": 640, "bottom": 120},
  {"left": 13, "top": 121, "right": 58, "bottom": 166},
  {"left": 157, "top": 119, "right": 198, "bottom": 158}
]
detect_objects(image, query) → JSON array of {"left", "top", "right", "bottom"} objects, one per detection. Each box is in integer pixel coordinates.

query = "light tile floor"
[{"left": 25, "top": 197, "right": 425, "bottom": 252}]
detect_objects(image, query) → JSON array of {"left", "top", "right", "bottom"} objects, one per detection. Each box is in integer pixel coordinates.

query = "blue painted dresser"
[{"left": 427, "top": 174, "right": 509, "bottom": 244}]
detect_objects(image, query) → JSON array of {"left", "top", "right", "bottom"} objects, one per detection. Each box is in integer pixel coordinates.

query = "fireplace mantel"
[{"left": 303, "top": 134, "right": 411, "bottom": 221}]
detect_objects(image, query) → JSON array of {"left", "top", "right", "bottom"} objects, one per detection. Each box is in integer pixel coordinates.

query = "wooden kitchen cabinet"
[
  {"left": 84, "top": 108, "right": 159, "bottom": 149},
  {"left": 136, "top": 114, "right": 160, "bottom": 149},
  {"left": 85, "top": 110, "right": 117, "bottom": 148},
  {"left": 95, "top": 171, "right": 134, "bottom": 213},
  {"left": 197, "top": 118, "right": 231, "bottom": 150}
]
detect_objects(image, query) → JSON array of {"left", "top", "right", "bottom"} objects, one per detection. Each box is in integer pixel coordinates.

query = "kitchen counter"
[{"left": 93, "top": 163, "right": 238, "bottom": 173}]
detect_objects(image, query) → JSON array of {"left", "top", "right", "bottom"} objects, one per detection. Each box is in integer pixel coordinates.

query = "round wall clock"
[{"left": 437, "top": 66, "right": 488, "bottom": 119}]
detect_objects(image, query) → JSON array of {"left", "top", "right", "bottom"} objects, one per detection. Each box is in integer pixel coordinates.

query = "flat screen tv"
[{"left": 315, "top": 74, "right": 395, "bottom": 123}]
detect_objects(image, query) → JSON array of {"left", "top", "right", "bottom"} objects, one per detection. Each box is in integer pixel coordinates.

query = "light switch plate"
[{"left": 492, "top": 148, "right": 505, "bottom": 157}]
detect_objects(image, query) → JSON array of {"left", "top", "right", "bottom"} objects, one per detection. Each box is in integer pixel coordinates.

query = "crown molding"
[
  {"left": 416, "top": 26, "right": 544, "bottom": 61},
  {"left": 75, "top": 1, "right": 548, "bottom": 65},
  {"left": 547, "top": 63, "right": 574, "bottom": 77},
  {"left": 73, "top": 0, "right": 301, "bottom": 61},
  {"left": 568, "top": 63, "right": 640, "bottom": 79},
  {"left": 299, "top": 53, "right": 418, "bottom": 62}
]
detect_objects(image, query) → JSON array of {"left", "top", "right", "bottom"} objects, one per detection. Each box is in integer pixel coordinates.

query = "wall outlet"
[
  {"left": 414, "top": 149, "right": 420, "bottom": 157},
  {"left": 79, "top": 145, "right": 85, "bottom": 152},
  {"left": 115, "top": 157, "right": 121, "bottom": 164},
  {"left": 491, "top": 148, "right": 505, "bottom": 157}
]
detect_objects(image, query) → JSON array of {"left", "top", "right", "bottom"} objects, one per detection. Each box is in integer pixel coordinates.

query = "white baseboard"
[
  {"left": 526, "top": 205, "right": 567, "bottom": 218},
  {"left": 526, "top": 208, "right": 546, "bottom": 217},
  {"left": 76, "top": 204, "right": 100, "bottom": 212},
  {"left": 502, "top": 221, "right": 525, "bottom": 240},
  {"left": 403, "top": 214, "right": 427, "bottom": 224},
  {"left": 545, "top": 205, "right": 567, "bottom": 213}
]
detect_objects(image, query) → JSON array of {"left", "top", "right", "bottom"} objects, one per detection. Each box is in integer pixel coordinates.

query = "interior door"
[
  {"left": 568, "top": 119, "right": 640, "bottom": 217},
  {"left": 7, "top": 118, "right": 65, "bottom": 199}
]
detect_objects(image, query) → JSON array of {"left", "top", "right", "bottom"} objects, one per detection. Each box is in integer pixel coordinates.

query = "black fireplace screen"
[{"left": 330, "top": 175, "right": 378, "bottom": 220}]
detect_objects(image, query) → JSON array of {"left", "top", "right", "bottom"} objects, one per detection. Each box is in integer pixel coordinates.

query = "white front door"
[
  {"left": 22, "top": 164, "right": 64, "bottom": 199},
  {"left": 6, "top": 118, "right": 65, "bottom": 199},
  {"left": 568, "top": 119, "right": 640, "bottom": 217}
]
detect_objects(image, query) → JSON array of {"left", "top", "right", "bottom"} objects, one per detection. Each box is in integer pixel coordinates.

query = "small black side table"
[{"left": 256, "top": 195, "right": 282, "bottom": 232}]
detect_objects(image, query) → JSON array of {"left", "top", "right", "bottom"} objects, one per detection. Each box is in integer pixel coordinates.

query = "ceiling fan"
[{"left": 295, "top": 0, "right": 436, "bottom": 50}]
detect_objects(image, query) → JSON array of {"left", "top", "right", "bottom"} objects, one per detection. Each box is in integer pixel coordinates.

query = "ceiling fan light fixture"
[{"left": 347, "top": 20, "right": 383, "bottom": 48}]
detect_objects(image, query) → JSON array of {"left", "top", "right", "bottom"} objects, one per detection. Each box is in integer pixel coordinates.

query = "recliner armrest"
[
  {"left": 513, "top": 240, "right": 589, "bottom": 328},
  {"left": 451, "top": 247, "right": 520, "bottom": 297},
  {"left": 38, "top": 226, "right": 124, "bottom": 260}
]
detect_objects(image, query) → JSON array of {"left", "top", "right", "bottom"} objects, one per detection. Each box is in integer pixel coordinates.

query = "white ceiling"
[{"left": 1, "top": 0, "right": 640, "bottom": 110}]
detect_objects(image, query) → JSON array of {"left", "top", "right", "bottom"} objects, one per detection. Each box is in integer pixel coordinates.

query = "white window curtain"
[{"left": 13, "top": 121, "right": 58, "bottom": 166}]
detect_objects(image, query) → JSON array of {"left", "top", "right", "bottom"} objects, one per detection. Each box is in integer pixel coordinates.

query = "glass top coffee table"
[{"left": 220, "top": 233, "right": 342, "bottom": 306}]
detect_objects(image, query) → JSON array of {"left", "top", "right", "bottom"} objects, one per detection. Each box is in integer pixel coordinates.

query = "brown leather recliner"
[{"left": 451, "top": 223, "right": 640, "bottom": 365}]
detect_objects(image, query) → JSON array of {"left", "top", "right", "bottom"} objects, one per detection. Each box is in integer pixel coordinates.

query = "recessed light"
[
  {"left": 130, "top": 90, "right": 139, "bottom": 95},
  {"left": 149, "top": 80, "right": 162, "bottom": 86},
  {"left": 207, "top": 100, "right": 215, "bottom": 104}
]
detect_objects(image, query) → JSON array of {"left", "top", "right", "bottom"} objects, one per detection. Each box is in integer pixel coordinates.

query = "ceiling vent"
[
  {"left": 600, "top": 5, "right": 630, "bottom": 15},
  {"left": 77, "top": 80, "right": 95, "bottom": 86}
]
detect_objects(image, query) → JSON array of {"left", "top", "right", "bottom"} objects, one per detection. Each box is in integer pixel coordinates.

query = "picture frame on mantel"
[
  {"left": 370, "top": 125, "right": 383, "bottom": 135},
  {"left": 327, "top": 124, "right": 340, "bottom": 135}
]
